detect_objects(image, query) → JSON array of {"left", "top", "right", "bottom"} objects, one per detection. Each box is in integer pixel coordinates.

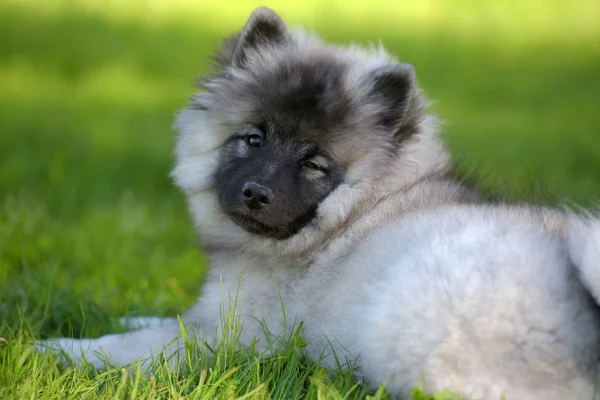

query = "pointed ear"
[
  {"left": 367, "top": 64, "right": 417, "bottom": 129},
  {"left": 232, "top": 8, "right": 288, "bottom": 66}
]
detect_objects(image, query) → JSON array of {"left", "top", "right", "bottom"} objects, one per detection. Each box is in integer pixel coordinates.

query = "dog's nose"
[{"left": 242, "top": 182, "right": 274, "bottom": 210}]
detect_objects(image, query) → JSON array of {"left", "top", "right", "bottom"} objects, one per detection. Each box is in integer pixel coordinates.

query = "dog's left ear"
[
  {"left": 232, "top": 8, "right": 288, "bottom": 66},
  {"left": 365, "top": 64, "right": 417, "bottom": 130}
]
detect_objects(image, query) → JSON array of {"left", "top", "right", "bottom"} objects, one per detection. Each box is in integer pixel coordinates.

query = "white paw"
[{"left": 36, "top": 337, "right": 110, "bottom": 369}]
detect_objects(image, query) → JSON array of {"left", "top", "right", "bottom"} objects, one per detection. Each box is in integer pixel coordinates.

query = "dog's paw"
[{"left": 35, "top": 337, "right": 109, "bottom": 369}]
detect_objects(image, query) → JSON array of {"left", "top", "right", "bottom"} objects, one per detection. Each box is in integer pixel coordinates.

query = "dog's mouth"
[
  {"left": 228, "top": 207, "right": 318, "bottom": 240},
  {"left": 228, "top": 213, "right": 286, "bottom": 239}
]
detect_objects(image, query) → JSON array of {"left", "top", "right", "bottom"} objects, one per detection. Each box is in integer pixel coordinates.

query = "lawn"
[{"left": 1, "top": 0, "right": 599, "bottom": 398}]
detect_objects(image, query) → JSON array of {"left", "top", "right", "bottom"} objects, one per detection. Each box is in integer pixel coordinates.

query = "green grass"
[{"left": 1, "top": 0, "right": 599, "bottom": 398}]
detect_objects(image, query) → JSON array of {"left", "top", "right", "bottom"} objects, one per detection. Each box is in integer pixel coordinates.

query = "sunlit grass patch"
[
  {"left": 1, "top": 309, "right": 395, "bottom": 399},
  {"left": 7, "top": 0, "right": 599, "bottom": 46}
]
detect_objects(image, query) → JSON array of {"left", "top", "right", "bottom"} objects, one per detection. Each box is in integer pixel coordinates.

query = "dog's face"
[
  {"left": 213, "top": 52, "right": 354, "bottom": 239},
  {"left": 173, "top": 8, "right": 428, "bottom": 245},
  {"left": 215, "top": 120, "right": 345, "bottom": 239}
]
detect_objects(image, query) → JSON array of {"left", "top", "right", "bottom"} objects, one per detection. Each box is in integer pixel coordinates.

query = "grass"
[{"left": 0, "top": 0, "right": 599, "bottom": 398}]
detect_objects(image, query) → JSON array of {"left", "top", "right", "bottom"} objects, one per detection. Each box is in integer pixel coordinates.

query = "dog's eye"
[
  {"left": 247, "top": 134, "right": 262, "bottom": 147},
  {"left": 302, "top": 161, "right": 322, "bottom": 170}
]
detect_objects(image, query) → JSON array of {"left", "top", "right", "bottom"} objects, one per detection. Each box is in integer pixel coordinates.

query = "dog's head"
[{"left": 172, "top": 8, "right": 446, "bottom": 254}]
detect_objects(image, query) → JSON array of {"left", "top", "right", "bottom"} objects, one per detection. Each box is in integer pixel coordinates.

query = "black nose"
[{"left": 241, "top": 182, "right": 274, "bottom": 210}]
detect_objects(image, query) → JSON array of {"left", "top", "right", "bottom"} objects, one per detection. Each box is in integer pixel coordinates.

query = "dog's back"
[{"left": 329, "top": 205, "right": 600, "bottom": 399}]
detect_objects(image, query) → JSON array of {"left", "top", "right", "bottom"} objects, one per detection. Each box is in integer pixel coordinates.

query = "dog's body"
[{"left": 44, "top": 8, "right": 600, "bottom": 399}]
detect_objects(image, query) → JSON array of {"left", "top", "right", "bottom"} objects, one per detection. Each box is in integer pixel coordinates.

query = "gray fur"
[{"left": 41, "top": 8, "right": 600, "bottom": 400}]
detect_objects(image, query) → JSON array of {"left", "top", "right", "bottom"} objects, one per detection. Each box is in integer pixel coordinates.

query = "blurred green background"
[{"left": 1, "top": 0, "right": 599, "bottom": 337}]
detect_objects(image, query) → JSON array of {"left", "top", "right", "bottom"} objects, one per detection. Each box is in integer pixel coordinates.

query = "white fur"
[
  {"left": 568, "top": 214, "right": 600, "bottom": 304},
  {"left": 42, "top": 204, "right": 600, "bottom": 399}
]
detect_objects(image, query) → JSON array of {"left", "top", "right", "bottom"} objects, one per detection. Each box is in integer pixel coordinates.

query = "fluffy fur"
[{"left": 42, "top": 8, "right": 600, "bottom": 399}]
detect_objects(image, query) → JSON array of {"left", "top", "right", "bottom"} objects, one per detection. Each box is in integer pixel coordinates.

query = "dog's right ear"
[
  {"left": 231, "top": 8, "right": 288, "bottom": 66},
  {"left": 366, "top": 64, "right": 416, "bottom": 129}
]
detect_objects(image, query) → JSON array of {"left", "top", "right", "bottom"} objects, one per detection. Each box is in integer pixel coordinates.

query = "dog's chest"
[{"left": 189, "top": 251, "right": 366, "bottom": 360}]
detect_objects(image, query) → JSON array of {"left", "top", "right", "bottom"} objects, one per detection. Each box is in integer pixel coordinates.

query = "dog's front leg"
[{"left": 39, "top": 317, "right": 195, "bottom": 370}]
